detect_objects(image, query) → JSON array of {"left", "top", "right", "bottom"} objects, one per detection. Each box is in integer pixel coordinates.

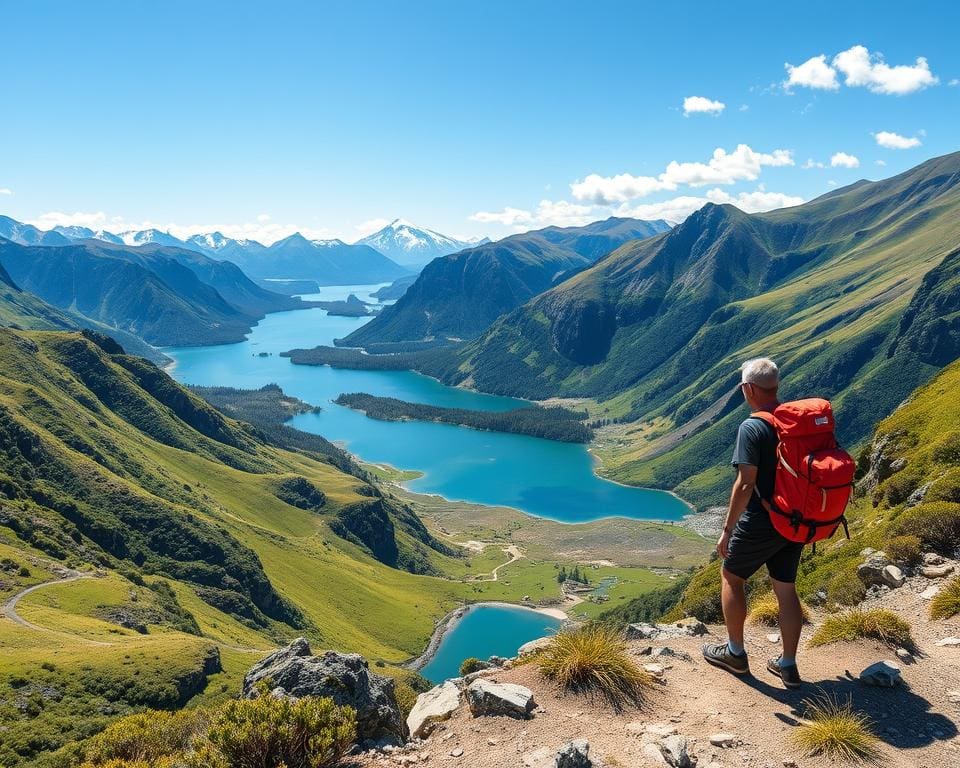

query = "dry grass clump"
[
  {"left": 748, "top": 591, "right": 811, "bottom": 626},
  {"left": 792, "top": 694, "right": 882, "bottom": 763},
  {"left": 930, "top": 575, "right": 960, "bottom": 620},
  {"left": 537, "top": 625, "right": 653, "bottom": 710},
  {"left": 809, "top": 608, "right": 914, "bottom": 649}
]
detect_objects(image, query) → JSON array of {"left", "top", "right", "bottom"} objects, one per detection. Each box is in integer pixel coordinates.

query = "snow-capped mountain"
[
  {"left": 118, "top": 229, "right": 187, "bottom": 248},
  {"left": 357, "top": 218, "right": 488, "bottom": 266}
]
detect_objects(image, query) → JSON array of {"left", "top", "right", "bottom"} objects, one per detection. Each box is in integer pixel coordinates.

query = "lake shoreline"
[{"left": 406, "top": 601, "right": 570, "bottom": 675}]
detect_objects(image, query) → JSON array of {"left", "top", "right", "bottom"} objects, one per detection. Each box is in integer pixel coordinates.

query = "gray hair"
[{"left": 741, "top": 357, "right": 779, "bottom": 389}]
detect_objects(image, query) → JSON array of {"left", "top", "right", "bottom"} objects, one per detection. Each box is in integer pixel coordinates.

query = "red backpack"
[{"left": 750, "top": 398, "right": 856, "bottom": 545}]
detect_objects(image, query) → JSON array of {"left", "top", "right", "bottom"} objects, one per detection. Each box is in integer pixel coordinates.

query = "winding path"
[{"left": 1, "top": 570, "right": 113, "bottom": 646}]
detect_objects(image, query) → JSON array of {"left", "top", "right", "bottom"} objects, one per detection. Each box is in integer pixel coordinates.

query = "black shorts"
[{"left": 723, "top": 508, "right": 804, "bottom": 583}]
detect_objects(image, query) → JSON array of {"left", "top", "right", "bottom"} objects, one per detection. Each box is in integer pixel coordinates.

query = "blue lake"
[
  {"left": 419, "top": 605, "right": 562, "bottom": 684},
  {"left": 164, "top": 284, "right": 690, "bottom": 523}
]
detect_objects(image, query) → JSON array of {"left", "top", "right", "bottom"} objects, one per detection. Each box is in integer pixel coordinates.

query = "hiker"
[{"left": 702, "top": 358, "right": 805, "bottom": 689}]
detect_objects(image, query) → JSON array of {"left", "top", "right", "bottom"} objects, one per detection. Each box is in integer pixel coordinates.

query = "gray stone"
[
  {"left": 659, "top": 734, "right": 692, "bottom": 768},
  {"left": 406, "top": 681, "right": 461, "bottom": 739},
  {"left": 895, "top": 648, "right": 912, "bottom": 661},
  {"left": 517, "top": 636, "right": 554, "bottom": 656},
  {"left": 923, "top": 552, "right": 946, "bottom": 566},
  {"left": 709, "top": 733, "right": 739, "bottom": 747},
  {"left": 859, "top": 660, "right": 902, "bottom": 687},
  {"left": 766, "top": 632, "right": 781, "bottom": 643},
  {"left": 644, "top": 663, "right": 665, "bottom": 676},
  {"left": 625, "top": 622, "right": 659, "bottom": 640},
  {"left": 881, "top": 564, "right": 905, "bottom": 588},
  {"left": 626, "top": 617, "right": 706, "bottom": 640},
  {"left": 922, "top": 564, "right": 955, "bottom": 579},
  {"left": 450, "top": 747, "right": 464, "bottom": 758},
  {"left": 921, "top": 584, "right": 942, "bottom": 600},
  {"left": 555, "top": 739, "right": 591, "bottom": 768},
  {"left": 242, "top": 638, "right": 404, "bottom": 745},
  {"left": 465, "top": 679, "right": 535, "bottom": 718},
  {"left": 857, "top": 555, "right": 891, "bottom": 587},
  {"left": 936, "top": 637, "right": 960, "bottom": 647}
]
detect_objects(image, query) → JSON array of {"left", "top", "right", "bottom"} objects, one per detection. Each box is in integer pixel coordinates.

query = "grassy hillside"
[
  {"left": 424, "top": 151, "right": 960, "bottom": 508},
  {"left": 341, "top": 217, "right": 670, "bottom": 347}
]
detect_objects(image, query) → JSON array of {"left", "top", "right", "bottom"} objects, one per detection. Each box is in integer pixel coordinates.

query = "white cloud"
[
  {"left": 950, "top": 78, "right": 960, "bottom": 87},
  {"left": 784, "top": 54, "right": 839, "bottom": 90},
  {"left": 571, "top": 144, "right": 794, "bottom": 205},
  {"left": 875, "top": 159, "right": 887, "bottom": 166},
  {"left": 469, "top": 200, "right": 594, "bottom": 231},
  {"left": 256, "top": 213, "right": 271, "bottom": 222},
  {"left": 615, "top": 187, "right": 804, "bottom": 223},
  {"left": 784, "top": 46, "right": 938, "bottom": 95},
  {"left": 29, "top": 211, "right": 109, "bottom": 229},
  {"left": 469, "top": 206, "right": 534, "bottom": 228},
  {"left": 830, "top": 152, "right": 860, "bottom": 168},
  {"left": 353, "top": 217, "right": 391, "bottom": 237},
  {"left": 873, "top": 131, "right": 922, "bottom": 149},
  {"left": 0, "top": 188, "right": 12, "bottom": 196},
  {"left": 682, "top": 96, "right": 725, "bottom": 116},
  {"left": 827, "top": 180, "right": 838, "bottom": 187},
  {"left": 833, "top": 45, "right": 938, "bottom": 95},
  {"left": 801, "top": 158, "right": 825, "bottom": 169},
  {"left": 739, "top": 104, "right": 749, "bottom": 112}
]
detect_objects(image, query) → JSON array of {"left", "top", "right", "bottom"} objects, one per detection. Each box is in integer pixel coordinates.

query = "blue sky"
[{"left": 1, "top": 0, "right": 957, "bottom": 243}]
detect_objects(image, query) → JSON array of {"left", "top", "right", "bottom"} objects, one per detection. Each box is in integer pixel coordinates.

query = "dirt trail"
[{"left": 358, "top": 564, "right": 960, "bottom": 768}]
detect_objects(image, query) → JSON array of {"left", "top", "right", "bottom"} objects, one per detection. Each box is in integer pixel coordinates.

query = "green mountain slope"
[
  {"left": 440, "top": 151, "right": 960, "bottom": 506},
  {"left": 0, "top": 239, "right": 301, "bottom": 346},
  {"left": 341, "top": 217, "right": 670, "bottom": 347}
]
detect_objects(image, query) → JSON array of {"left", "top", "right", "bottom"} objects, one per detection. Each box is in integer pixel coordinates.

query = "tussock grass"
[
  {"left": 748, "top": 591, "right": 811, "bottom": 626},
  {"left": 809, "top": 609, "right": 914, "bottom": 649},
  {"left": 537, "top": 625, "right": 653, "bottom": 710},
  {"left": 793, "top": 694, "right": 882, "bottom": 764},
  {"left": 930, "top": 576, "right": 960, "bottom": 620}
]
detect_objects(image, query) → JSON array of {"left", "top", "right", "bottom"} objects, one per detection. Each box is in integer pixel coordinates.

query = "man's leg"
[
  {"left": 771, "top": 578, "right": 802, "bottom": 663},
  {"left": 721, "top": 567, "right": 747, "bottom": 651}
]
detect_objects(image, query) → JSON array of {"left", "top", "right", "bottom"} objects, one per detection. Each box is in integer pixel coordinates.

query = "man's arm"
[{"left": 717, "top": 463, "right": 758, "bottom": 559}]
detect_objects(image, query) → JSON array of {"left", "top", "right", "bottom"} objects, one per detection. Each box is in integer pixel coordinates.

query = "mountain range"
[
  {"left": 0, "top": 237, "right": 305, "bottom": 347},
  {"left": 411, "top": 151, "right": 960, "bottom": 507},
  {"left": 0, "top": 216, "right": 490, "bottom": 286},
  {"left": 357, "top": 218, "right": 488, "bottom": 267},
  {"left": 341, "top": 217, "right": 671, "bottom": 347}
]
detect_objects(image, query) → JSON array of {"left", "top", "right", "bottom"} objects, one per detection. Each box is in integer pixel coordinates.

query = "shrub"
[
  {"left": 81, "top": 709, "right": 207, "bottom": 765},
  {"left": 792, "top": 694, "right": 881, "bottom": 763},
  {"left": 827, "top": 565, "right": 866, "bottom": 606},
  {"left": 930, "top": 576, "right": 960, "bottom": 620},
  {"left": 392, "top": 679, "right": 419, "bottom": 719},
  {"left": 889, "top": 501, "right": 960, "bottom": 555},
  {"left": 186, "top": 685, "right": 356, "bottom": 768},
  {"left": 884, "top": 535, "right": 922, "bottom": 566},
  {"left": 459, "top": 657, "right": 487, "bottom": 676},
  {"left": 809, "top": 609, "right": 914, "bottom": 650},
  {"left": 748, "top": 592, "right": 811, "bottom": 626},
  {"left": 537, "top": 625, "right": 653, "bottom": 711}
]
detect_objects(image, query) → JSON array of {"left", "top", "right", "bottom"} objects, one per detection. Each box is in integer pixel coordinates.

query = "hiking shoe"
[
  {"left": 767, "top": 656, "right": 802, "bottom": 689},
  {"left": 702, "top": 642, "right": 749, "bottom": 675}
]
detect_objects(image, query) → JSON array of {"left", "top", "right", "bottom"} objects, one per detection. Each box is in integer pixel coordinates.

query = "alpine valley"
[{"left": 2, "top": 152, "right": 960, "bottom": 768}]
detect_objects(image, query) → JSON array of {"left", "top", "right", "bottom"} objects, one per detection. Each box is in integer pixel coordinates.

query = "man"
[{"left": 701, "top": 358, "right": 804, "bottom": 689}]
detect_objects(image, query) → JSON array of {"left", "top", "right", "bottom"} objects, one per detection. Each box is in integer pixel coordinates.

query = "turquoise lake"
[
  {"left": 419, "top": 605, "right": 562, "bottom": 683},
  {"left": 164, "top": 284, "right": 690, "bottom": 524}
]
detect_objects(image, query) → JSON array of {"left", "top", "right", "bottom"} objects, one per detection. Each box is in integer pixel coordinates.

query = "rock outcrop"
[
  {"left": 466, "top": 679, "right": 536, "bottom": 718},
  {"left": 406, "top": 681, "right": 462, "bottom": 739},
  {"left": 243, "top": 638, "right": 405, "bottom": 745}
]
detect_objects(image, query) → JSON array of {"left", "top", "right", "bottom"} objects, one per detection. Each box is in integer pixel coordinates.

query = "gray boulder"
[
  {"left": 659, "top": 734, "right": 692, "bottom": 768},
  {"left": 857, "top": 554, "right": 891, "bottom": 587},
  {"left": 859, "top": 660, "right": 902, "bottom": 688},
  {"left": 466, "top": 679, "right": 535, "bottom": 718},
  {"left": 406, "top": 680, "right": 461, "bottom": 739},
  {"left": 882, "top": 564, "right": 905, "bottom": 588},
  {"left": 242, "top": 638, "right": 405, "bottom": 745},
  {"left": 555, "top": 739, "right": 591, "bottom": 768}
]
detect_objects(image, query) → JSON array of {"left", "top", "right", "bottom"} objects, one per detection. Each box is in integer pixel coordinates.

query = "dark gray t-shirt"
[{"left": 731, "top": 416, "right": 778, "bottom": 516}]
